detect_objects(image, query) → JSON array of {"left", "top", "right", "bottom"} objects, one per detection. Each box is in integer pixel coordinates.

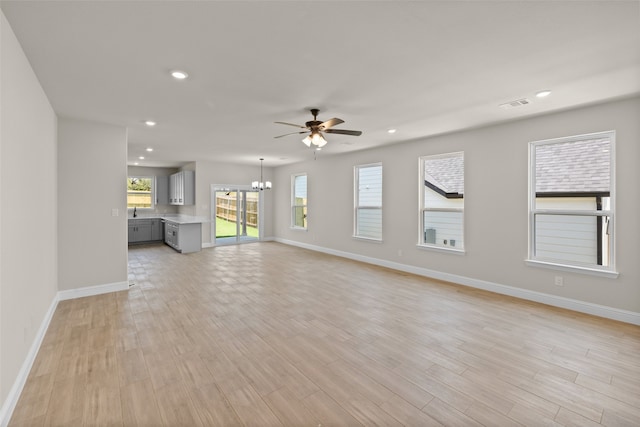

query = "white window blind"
[
  {"left": 291, "top": 174, "right": 307, "bottom": 229},
  {"left": 355, "top": 163, "right": 382, "bottom": 240}
]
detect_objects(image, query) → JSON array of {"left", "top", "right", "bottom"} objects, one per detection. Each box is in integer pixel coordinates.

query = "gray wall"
[
  {"left": 274, "top": 96, "right": 640, "bottom": 314},
  {"left": 0, "top": 11, "right": 58, "bottom": 406},
  {"left": 58, "top": 118, "right": 128, "bottom": 291}
]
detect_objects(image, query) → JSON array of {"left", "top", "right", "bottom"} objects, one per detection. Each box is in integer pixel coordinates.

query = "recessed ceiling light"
[
  {"left": 144, "top": 120, "right": 156, "bottom": 126},
  {"left": 388, "top": 129, "right": 397, "bottom": 134},
  {"left": 146, "top": 147, "right": 153, "bottom": 152},
  {"left": 171, "top": 70, "right": 188, "bottom": 80},
  {"left": 138, "top": 156, "right": 145, "bottom": 160},
  {"left": 536, "top": 90, "right": 551, "bottom": 98},
  {"left": 134, "top": 162, "right": 139, "bottom": 166}
]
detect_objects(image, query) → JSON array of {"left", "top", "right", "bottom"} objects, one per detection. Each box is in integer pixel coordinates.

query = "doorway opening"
[{"left": 211, "top": 185, "right": 262, "bottom": 245}]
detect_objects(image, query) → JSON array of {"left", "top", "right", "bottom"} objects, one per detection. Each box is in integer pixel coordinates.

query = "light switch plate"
[{"left": 111, "top": 208, "right": 119, "bottom": 217}]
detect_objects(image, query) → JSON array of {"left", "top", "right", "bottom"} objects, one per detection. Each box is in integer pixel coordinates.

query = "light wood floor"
[{"left": 9, "top": 242, "right": 640, "bottom": 426}]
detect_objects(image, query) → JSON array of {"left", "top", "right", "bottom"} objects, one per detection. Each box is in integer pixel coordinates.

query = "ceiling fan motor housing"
[{"left": 306, "top": 120, "right": 323, "bottom": 130}]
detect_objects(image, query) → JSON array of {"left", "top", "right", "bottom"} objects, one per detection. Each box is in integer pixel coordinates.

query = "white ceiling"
[{"left": 2, "top": 1, "right": 639, "bottom": 167}]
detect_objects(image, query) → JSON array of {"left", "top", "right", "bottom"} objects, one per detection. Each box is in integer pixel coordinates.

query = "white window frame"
[
  {"left": 526, "top": 130, "right": 618, "bottom": 278},
  {"left": 418, "top": 152, "right": 465, "bottom": 253},
  {"left": 354, "top": 163, "right": 383, "bottom": 241},
  {"left": 291, "top": 173, "right": 307, "bottom": 230},
  {"left": 127, "top": 175, "right": 155, "bottom": 210}
]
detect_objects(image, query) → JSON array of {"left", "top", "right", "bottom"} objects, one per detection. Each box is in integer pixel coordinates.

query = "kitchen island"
[
  {"left": 161, "top": 215, "right": 206, "bottom": 254},
  {"left": 128, "top": 214, "right": 208, "bottom": 253}
]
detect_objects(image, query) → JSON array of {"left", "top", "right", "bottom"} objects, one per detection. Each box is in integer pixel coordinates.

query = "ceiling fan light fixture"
[
  {"left": 312, "top": 133, "right": 327, "bottom": 148},
  {"left": 303, "top": 132, "right": 327, "bottom": 148}
]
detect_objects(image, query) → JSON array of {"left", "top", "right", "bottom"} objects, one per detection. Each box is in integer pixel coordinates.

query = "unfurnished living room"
[{"left": 1, "top": 1, "right": 639, "bottom": 426}]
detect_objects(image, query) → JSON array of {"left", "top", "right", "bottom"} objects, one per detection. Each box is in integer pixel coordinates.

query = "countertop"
[{"left": 128, "top": 214, "right": 209, "bottom": 225}]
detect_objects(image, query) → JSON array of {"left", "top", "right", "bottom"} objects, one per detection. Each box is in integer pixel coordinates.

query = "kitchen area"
[{"left": 127, "top": 168, "right": 208, "bottom": 253}]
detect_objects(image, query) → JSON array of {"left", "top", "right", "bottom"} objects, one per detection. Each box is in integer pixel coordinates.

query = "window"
[
  {"left": 127, "top": 176, "right": 154, "bottom": 209},
  {"left": 529, "top": 131, "right": 615, "bottom": 275},
  {"left": 291, "top": 173, "right": 307, "bottom": 229},
  {"left": 419, "top": 152, "right": 464, "bottom": 251},
  {"left": 354, "top": 163, "right": 382, "bottom": 240}
]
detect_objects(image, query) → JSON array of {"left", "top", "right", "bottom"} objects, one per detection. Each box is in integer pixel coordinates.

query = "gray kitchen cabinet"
[
  {"left": 128, "top": 218, "right": 164, "bottom": 244},
  {"left": 150, "top": 218, "right": 163, "bottom": 241},
  {"left": 169, "top": 171, "right": 195, "bottom": 205},
  {"left": 164, "top": 220, "right": 201, "bottom": 253},
  {"left": 128, "top": 219, "right": 152, "bottom": 243},
  {"left": 155, "top": 175, "right": 169, "bottom": 205},
  {"left": 164, "top": 221, "right": 177, "bottom": 248},
  {"left": 128, "top": 223, "right": 136, "bottom": 243}
]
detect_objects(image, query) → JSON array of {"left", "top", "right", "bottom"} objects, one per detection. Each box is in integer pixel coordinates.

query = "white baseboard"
[
  {"left": 57, "top": 281, "right": 129, "bottom": 301},
  {"left": 0, "top": 296, "right": 58, "bottom": 427},
  {"left": 275, "top": 238, "right": 640, "bottom": 326},
  {"left": 1, "top": 279, "right": 130, "bottom": 427}
]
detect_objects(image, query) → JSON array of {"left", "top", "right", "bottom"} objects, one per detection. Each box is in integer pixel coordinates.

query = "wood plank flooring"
[{"left": 9, "top": 242, "right": 640, "bottom": 426}]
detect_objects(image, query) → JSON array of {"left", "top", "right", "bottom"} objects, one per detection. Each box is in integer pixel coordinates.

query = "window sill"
[
  {"left": 525, "top": 259, "right": 619, "bottom": 279},
  {"left": 290, "top": 226, "right": 307, "bottom": 232},
  {"left": 352, "top": 235, "right": 383, "bottom": 243},
  {"left": 416, "top": 244, "right": 465, "bottom": 255}
]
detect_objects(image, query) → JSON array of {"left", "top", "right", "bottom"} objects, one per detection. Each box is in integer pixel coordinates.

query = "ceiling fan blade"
[
  {"left": 324, "top": 129, "right": 363, "bottom": 136},
  {"left": 274, "top": 130, "right": 309, "bottom": 139},
  {"left": 318, "top": 118, "right": 344, "bottom": 130},
  {"left": 274, "top": 121, "right": 307, "bottom": 129}
]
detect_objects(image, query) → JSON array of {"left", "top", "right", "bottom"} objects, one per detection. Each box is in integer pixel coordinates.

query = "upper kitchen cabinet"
[
  {"left": 169, "top": 170, "right": 195, "bottom": 205},
  {"left": 156, "top": 175, "right": 169, "bottom": 205}
]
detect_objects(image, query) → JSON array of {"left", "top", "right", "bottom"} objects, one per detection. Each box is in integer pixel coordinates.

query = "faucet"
[{"left": 133, "top": 207, "right": 137, "bottom": 218}]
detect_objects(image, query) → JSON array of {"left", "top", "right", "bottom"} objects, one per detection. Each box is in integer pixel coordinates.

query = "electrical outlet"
[{"left": 554, "top": 276, "right": 564, "bottom": 286}]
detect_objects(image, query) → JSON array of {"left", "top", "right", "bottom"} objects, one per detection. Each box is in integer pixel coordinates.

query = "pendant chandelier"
[{"left": 252, "top": 158, "right": 272, "bottom": 190}]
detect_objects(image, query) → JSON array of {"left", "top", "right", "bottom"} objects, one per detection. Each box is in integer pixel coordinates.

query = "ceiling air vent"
[{"left": 499, "top": 98, "right": 531, "bottom": 110}]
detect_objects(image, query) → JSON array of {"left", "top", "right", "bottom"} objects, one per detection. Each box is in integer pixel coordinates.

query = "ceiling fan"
[{"left": 274, "top": 109, "right": 362, "bottom": 148}]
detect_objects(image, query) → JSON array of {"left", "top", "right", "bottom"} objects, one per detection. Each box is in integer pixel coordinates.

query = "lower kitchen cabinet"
[
  {"left": 128, "top": 219, "right": 163, "bottom": 244},
  {"left": 164, "top": 220, "right": 201, "bottom": 253},
  {"left": 150, "top": 218, "right": 163, "bottom": 241}
]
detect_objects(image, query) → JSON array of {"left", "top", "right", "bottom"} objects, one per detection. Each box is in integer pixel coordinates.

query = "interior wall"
[
  {"left": 185, "top": 160, "right": 274, "bottom": 245},
  {"left": 274, "top": 96, "right": 640, "bottom": 314},
  {"left": 57, "top": 118, "right": 128, "bottom": 291},
  {"left": 0, "top": 10, "right": 58, "bottom": 406}
]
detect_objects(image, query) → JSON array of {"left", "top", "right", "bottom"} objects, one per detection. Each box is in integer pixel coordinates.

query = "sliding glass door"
[{"left": 212, "top": 186, "right": 261, "bottom": 245}]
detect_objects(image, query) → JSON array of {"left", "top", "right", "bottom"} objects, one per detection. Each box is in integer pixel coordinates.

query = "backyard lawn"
[{"left": 216, "top": 217, "right": 258, "bottom": 238}]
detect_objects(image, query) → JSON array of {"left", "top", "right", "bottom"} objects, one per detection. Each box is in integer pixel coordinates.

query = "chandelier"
[{"left": 252, "top": 158, "right": 272, "bottom": 190}]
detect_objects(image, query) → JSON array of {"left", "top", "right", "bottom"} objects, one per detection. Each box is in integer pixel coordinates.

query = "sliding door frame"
[{"left": 211, "top": 184, "right": 264, "bottom": 246}]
